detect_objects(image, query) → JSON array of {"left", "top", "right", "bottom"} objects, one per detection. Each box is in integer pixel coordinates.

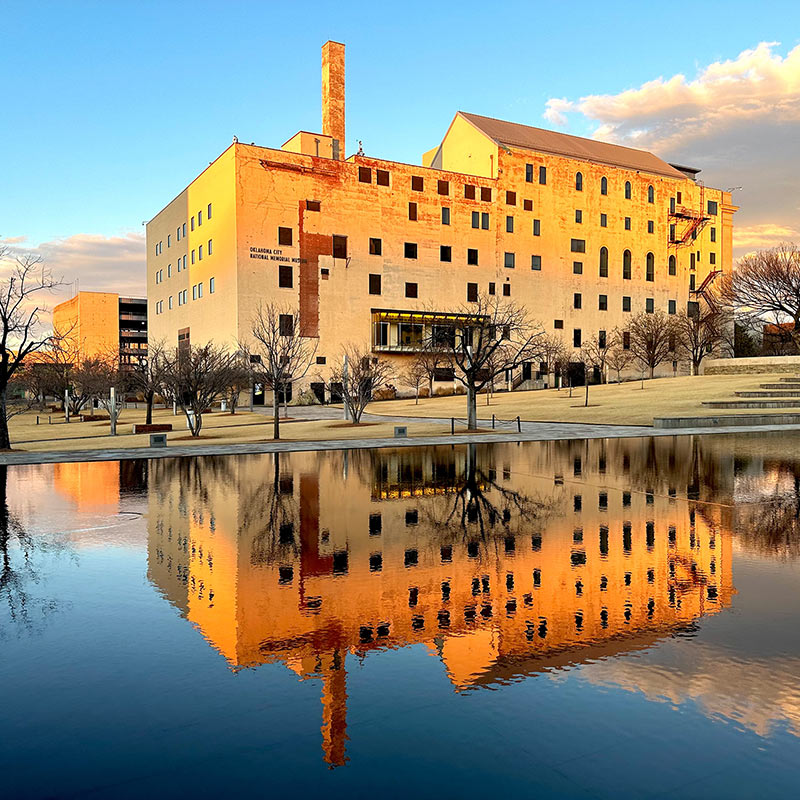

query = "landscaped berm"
[{"left": 366, "top": 373, "right": 800, "bottom": 427}]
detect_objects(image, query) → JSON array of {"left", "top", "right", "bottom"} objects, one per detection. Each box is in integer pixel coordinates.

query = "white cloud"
[{"left": 544, "top": 42, "right": 800, "bottom": 256}]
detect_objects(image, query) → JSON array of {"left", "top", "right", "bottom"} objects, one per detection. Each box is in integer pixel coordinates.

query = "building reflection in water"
[{"left": 146, "top": 438, "right": 736, "bottom": 767}]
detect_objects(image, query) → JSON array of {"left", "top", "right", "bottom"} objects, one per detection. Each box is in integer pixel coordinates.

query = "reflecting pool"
[{"left": 2, "top": 434, "right": 800, "bottom": 798}]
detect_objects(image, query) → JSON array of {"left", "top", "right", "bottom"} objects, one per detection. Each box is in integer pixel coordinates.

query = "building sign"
[{"left": 249, "top": 247, "right": 302, "bottom": 264}]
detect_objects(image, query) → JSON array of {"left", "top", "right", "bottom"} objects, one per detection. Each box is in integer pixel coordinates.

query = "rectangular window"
[
  {"left": 554, "top": 319, "right": 564, "bottom": 329},
  {"left": 279, "top": 265, "right": 293, "bottom": 288},
  {"left": 279, "top": 314, "right": 294, "bottom": 336},
  {"left": 369, "top": 237, "right": 382, "bottom": 255},
  {"left": 320, "top": 268, "right": 330, "bottom": 279},
  {"left": 440, "top": 245, "right": 452, "bottom": 262},
  {"left": 575, "top": 209, "right": 583, "bottom": 224},
  {"left": 192, "top": 284, "right": 197, "bottom": 301},
  {"left": 570, "top": 239, "right": 586, "bottom": 253},
  {"left": 176, "top": 226, "right": 181, "bottom": 242},
  {"left": 306, "top": 199, "right": 321, "bottom": 211},
  {"left": 600, "top": 213, "right": 607, "bottom": 227},
  {"left": 573, "top": 329, "right": 582, "bottom": 348},
  {"left": 369, "top": 274, "right": 381, "bottom": 295},
  {"left": 207, "top": 203, "right": 212, "bottom": 219},
  {"left": 573, "top": 293, "right": 582, "bottom": 309},
  {"left": 504, "top": 252, "right": 515, "bottom": 269},
  {"left": 599, "top": 330, "right": 607, "bottom": 348},
  {"left": 411, "top": 175, "right": 424, "bottom": 191},
  {"left": 437, "top": 180, "right": 449, "bottom": 196},
  {"left": 182, "top": 222, "right": 186, "bottom": 237},
  {"left": 533, "top": 219, "right": 541, "bottom": 236},
  {"left": 405, "top": 282, "right": 418, "bottom": 298},
  {"left": 207, "top": 239, "right": 213, "bottom": 255},
  {"left": 502, "top": 283, "right": 511, "bottom": 297},
  {"left": 506, "top": 216, "right": 514, "bottom": 233},
  {"left": 623, "top": 331, "right": 631, "bottom": 350},
  {"left": 539, "top": 166, "right": 547, "bottom": 184},
  {"left": 506, "top": 191, "right": 516, "bottom": 205},
  {"left": 708, "top": 200, "right": 718, "bottom": 215},
  {"left": 531, "top": 255, "right": 542, "bottom": 271},
  {"left": 471, "top": 211, "right": 480, "bottom": 229},
  {"left": 573, "top": 261, "right": 583, "bottom": 275},
  {"left": 525, "top": 163, "right": 534, "bottom": 182},
  {"left": 710, "top": 252, "right": 716, "bottom": 265},
  {"left": 441, "top": 207, "right": 450, "bottom": 225},
  {"left": 488, "top": 282, "right": 495, "bottom": 295},
  {"left": 622, "top": 296, "right": 631, "bottom": 312},
  {"left": 404, "top": 242, "right": 418, "bottom": 259},
  {"left": 278, "top": 227, "right": 293, "bottom": 246},
  {"left": 646, "top": 298, "right": 654, "bottom": 313},
  {"left": 624, "top": 217, "right": 631, "bottom": 230},
  {"left": 467, "top": 282, "right": 478, "bottom": 302},
  {"left": 209, "top": 277, "right": 215, "bottom": 294},
  {"left": 197, "top": 282, "right": 203, "bottom": 298},
  {"left": 191, "top": 249, "right": 195, "bottom": 264},
  {"left": 167, "top": 264, "right": 172, "bottom": 277},
  {"left": 198, "top": 210, "right": 203, "bottom": 226},
  {"left": 668, "top": 299, "right": 676, "bottom": 314},
  {"left": 690, "top": 274, "right": 696, "bottom": 291},
  {"left": 646, "top": 263, "right": 654, "bottom": 282},
  {"left": 168, "top": 295, "right": 173, "bottom": 309},
  {"left": 467, "top": 248, "right": 479, "bottom": 265},
  {"left": 481, "top": 212, "right": 489, "bottom": 230},
  {"left": 191, "top": 216, "right": 195, "bottom": 231},
  {"left": 376, "top": 169, "right": 389, "bottom": 186},
  {"left": 670, "top": 223, "right": 677, "bottom": 242},
  {"left": 599, "top": 294, "right": 607, "bottom": 311},
  {"left": 523, "top": 199, "right": 533, "bottom": 211},
  {"left": 167, "top": 234, "right": 171, "bottom": 248},
  {"left": 480, "top": 186, "right": 492, "bottom": 202},
  {"left": 333, "top": 235, "right": 348, "bottom": 259},
  {"left": 647, "top": 220, "right": 654, "bottom": 234},
  {"left": 408, "top": 202, "right": 418, "bottom": 221},
  {"left": 358, "top": 166, "right": 372, "bottom": 183},
  {"left": 669, "top": 258, "right": 677, "bottom": 276},
  {"left": 464, "top": 184, "right": 475, "bottom": 199},
  {"left": 711, "top": 227, "right": 717, "bottom": 242},
  {"left": 198, "top": 244, "right": 203, "bottom": 260}
]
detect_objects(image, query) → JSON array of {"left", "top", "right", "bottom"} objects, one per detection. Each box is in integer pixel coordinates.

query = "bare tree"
[
  {"left": 627, "top": 311, "right": 677, "bottom": 379},
  {"left": 434, "top": 296, "right": 542, "bottom": 429},
  {"left": 580, "top": 332, "right": 614, "bottom": 384},
  {"left": 0, "top": 247, "right": 61, "bottom": 449},
  {"left": 224, "top": 350, "right": 252, "bottom": 415},
  {"left": 325, "top": 345, "right": 393, "bottom": 424},
  {"left": 673, "top": 305, "right": 726, "bottom": 375},
  {"left": 718, "top": 243, "right": 800, "bottom": 350},
  {"left": 161, "top": 343, "right": 236, "bottom": 437},
  {"left": 403, "top": 358, "right": 428, "bottom": 404},
  {"left": 249, "top": 304, "right": 318, "bottom": 439},
  {"left": 606, "top": 332, "right": 634, "bottom": 383},
  {"left": 535, "top": 333, "right": 570, "bottom": 390},
  {"left": 126, "top": 339, "right": 167, "bottom": 424},
  {"left": 410, "top": 344, "right": 452, "bottom": 398},
  {"left": 90, "top": 350, "right": 128, "bottom": 435}
]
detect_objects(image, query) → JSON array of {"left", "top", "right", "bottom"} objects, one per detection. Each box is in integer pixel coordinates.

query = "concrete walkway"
[{"left": 4, "top": 420, "right": 800, "bottom": 466}]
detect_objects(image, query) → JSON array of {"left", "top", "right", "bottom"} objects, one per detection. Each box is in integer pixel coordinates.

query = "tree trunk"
[
  {"left": 0, "top": 388, "right": 11, "bottom": 450},
  {"left": 193, "top": 412, "right": 203, "bottom": 437},
  {"left": 584, "top": 381, "right": 589, "bottom": 407},
  {"left": 415, "top": 387, "right": 419, "bottom": 405},
  {"left": 649, "top": 365, "right": 655, "bottom": 379},
  {"left": 466, "top": 383, "right": 477, "bottom": 430},
  {"left": 145, "top": 392, "right": 154, "bottom": 425},
  {"left": 273, "top": 390, "right": 280, "bottom": 439}
]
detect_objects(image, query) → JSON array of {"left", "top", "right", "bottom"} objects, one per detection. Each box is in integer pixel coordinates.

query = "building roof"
[{"left": 459, "top": 112, "right": 688, "bottom": 180}]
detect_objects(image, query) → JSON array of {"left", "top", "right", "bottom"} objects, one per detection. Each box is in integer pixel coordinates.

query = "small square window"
[
  {"left": 467, "top": 248, "right": 479, "bottom": 265},
  {"left": 369, "top": 237, "right": 382, "bottom": 255},
  {"left": 307, "top": 200, "right": 321, "bottom": 211},
  {"left": 405, "top": 282, "right": 418, "bottom": 298},
  {"left": 464, "top": 184, "right": 475, "bottom": 199},
  {"left": 321, "top": 268, "right": 330, "bottom": 279},
  {"left": 404, "top": 242, "right": 418, "bottom": 259},
  {"left": 503, "top": 283, "right": 511, "bottom": 297},
  {"left": 437, "top": 180, "right": 449, "bottom": 196},
  {"left": 707, "top": 200, "right": 718, "bottom": 215},
  {"left": 278, "top": 227, "right": 293, "bottom": 246},
  {"left": 317, "top": 356, "right": 327, "bottom": 365},
  {"left": 358, "top": 166, "right": 372, "bottom": 183},
  {"left": 504, "top": 252, "right": 515, "bottom": 269},
  {"left": 376, "top": 169, "right": 389, "bottom": 186},
  {"left": 523, "top": 199, "right": 533, "bottom": 211},
  {"left": 440, "top": 245, "right": 452, "bottom": 262},
  {"left": 570, "top": 239, "right": 586, "bottom": 253},
  {"left": 481, "top": 186, "right": 492, "bottom": 202},
  {"left": 554, "top": 319, "right": 564, "bottom": 329},
  {"left": 506, "top": 191, "right": 516, "bottom": 205},
  {"left": 441, "top": 207, "right": 450, "bottom": 225},
  {"left": 573, "top": 261, "right": 583, "bottom": 275},
  {"left": 531, "top": 255, "right": 542, "bottom": 271},
  {"left": 411, "top": 175, "right": 424, "bottom": 191}
]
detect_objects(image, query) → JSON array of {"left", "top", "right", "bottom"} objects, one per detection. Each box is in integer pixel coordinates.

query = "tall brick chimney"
[{"left": 322, "top": 41, "right": 345, "bottom": 160}]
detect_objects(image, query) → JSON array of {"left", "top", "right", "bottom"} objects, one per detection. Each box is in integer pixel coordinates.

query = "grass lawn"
[
  {"left": 366, "top": 373, "right": 797, "bottom": 426},
  {"left": 7, "top": 407, "right": 446, "bottom": 453}
]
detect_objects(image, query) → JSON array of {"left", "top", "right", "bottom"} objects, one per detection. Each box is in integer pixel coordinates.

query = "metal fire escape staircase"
[{"left": 670, "top": 182, "right": 711, "bottom": 246}]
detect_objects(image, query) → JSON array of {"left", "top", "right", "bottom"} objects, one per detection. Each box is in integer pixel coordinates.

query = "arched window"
[
  {"left": 648, "top": 185, "right": 654, "bottom": 203},
  {"left": 575, "top": 172, "right": 583, "bottom": 191},
  {"left": 646, "top": 252, "right": 655, "bottom": 282},
  {"left": 668, "top": 254, "right": 676, "bottom": 276},
  {"left": 624, "top": 181, "right": 632, "bottom": 200},
  {"left": 623, "top": 249, "right": 631, "bottom": 280},
  {"left": 600, "top": 176, "right": 608, "bottom": 195},
  {"left": 599, "top": 246, "right": 608, "bottom": 277}
]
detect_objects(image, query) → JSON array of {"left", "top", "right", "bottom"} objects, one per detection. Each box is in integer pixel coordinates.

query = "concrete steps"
[
  {"left": 737, "top": 390, "right": 800, "bottom": 397},
  {"left": 703, "top": 399, "right": 800, "bottom": 409},
  {"left": 655, "top": 413, "right": 800, "bottom": 428},
  {"left": 760, "top": 383, "right": 800, "bottom": 389},
  {"left": 779, "top": 376, "right": 800, "bottom": 382}
]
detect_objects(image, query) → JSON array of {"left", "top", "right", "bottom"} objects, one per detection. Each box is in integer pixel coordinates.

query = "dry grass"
[
  {"left": 366, "top": 373, "right": 798, "bottom": 426},
  {"left": 8, "top": 407, "right": 446, "bottom": 453}
]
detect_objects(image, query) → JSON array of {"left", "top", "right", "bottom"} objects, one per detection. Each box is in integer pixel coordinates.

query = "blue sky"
[{"left": 2, "top": 0, "right": 799, "bottom": 293}]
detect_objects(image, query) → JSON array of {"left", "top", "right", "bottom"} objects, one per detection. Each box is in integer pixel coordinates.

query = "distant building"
[
  {"left": 52, "top": 291, "right": 148, "bottom": 369},
  {"left": 146, "top": 40, "right": 737, "bottom": 400}
]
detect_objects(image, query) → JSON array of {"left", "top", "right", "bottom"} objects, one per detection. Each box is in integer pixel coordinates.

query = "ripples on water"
[{"left": 2, "top": 433, "right": 800, "bottom": 797}]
